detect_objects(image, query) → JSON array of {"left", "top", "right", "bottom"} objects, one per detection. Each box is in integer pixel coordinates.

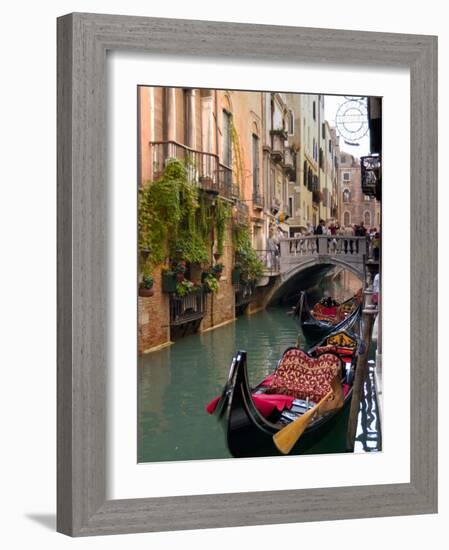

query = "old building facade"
[
  {"left": 137, "top": 87, "right": 368, "bottom": 353},
  {"left": 339, "top": 153, "right": 381, "bottom": 230}
]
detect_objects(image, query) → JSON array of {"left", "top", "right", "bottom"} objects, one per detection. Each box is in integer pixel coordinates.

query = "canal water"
[{"left": 138, "top": 301, "right": 381, "bottom": 463}]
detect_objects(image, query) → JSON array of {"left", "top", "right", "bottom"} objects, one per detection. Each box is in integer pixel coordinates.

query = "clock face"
[{"left": 335, "top": 98, "right": 369, "bottom": 145}]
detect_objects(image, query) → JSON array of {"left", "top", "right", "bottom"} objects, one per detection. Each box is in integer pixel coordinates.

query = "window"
[
  {"left": 322, "top": 123, "right": 325, "bottom": 139},
  {"left": 252, "top": 134, "right": 260, "bottom": 197},
  {"left": 344, "top": 211, "right": 351, "bottom": 226},
  {"left": 288, "top": 197, "right": 293, "bottom": 217},
  {"left": 364, "top": 211, "right": 371, "bottom": 226},
  {"left": 303, "top": 161, "right": 308, "bottom": 187},
  {"left": 343, "top": 189, "right": 351, "bottom": 202},
  {"left": 364, "top": 194, "right": 371, "bottom": 201},
  {"left": 329, "top": 139, "right": 332, "bottom": 153},
  {"left": 343, "top": 172, "right": 350, "bottom": 181},
  {"left": 222, "top": 110, "right": 232, "bottom": 167},
  {"left": 222, "top": 110, "right": 233, "bottom": 190},
  {"left": 341, "top": 154, "right": 347, "bottom": 163},
  {"left": 313, "top": 101, "right": 316, "bottom": 121},
  {"left": 288, "top": 110, "right": 295, "bottom": 135}
]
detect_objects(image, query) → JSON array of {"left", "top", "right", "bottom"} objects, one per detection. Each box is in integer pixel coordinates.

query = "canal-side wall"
[
  {"left": 201, "top": 225, "right": 236, "bottom": 331},
  {"left": 138, "top": 267, "right": 170, "bottom": 353}
]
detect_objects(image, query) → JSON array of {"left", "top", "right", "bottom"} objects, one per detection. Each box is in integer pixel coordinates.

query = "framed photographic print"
[{"left": 57, "top": 13, "right": 437, "bottom": 536}]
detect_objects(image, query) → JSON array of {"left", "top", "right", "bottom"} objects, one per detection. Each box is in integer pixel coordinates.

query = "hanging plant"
[
  {"left": 211, "top": 263, "right": 225, "bottom": 279},
  {"left": 203, "top": 273, "right": 219, "bottom": 294},
  {"left": 139, "top": 274, "right": 155, "bottom": 297},
  {"left": 175, "top": 279, "right": 194, "bottom": 298}
]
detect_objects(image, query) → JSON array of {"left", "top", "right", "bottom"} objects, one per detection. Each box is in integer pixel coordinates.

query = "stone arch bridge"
[{"left": 257, "top": 235, "right": 374, "bottom": 305}]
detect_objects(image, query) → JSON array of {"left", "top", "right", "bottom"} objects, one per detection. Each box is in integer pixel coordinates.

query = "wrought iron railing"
[
  {"left": 169, "top": 291, "right": 207, "bottom": 326},
  {"left": 149, "top": 141, "right": 236, "bottom": 199}
]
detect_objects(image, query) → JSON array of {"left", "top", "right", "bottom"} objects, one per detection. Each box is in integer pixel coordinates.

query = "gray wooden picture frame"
[{"left": 57, "top": 12, "right": 438, "bottom": 537}]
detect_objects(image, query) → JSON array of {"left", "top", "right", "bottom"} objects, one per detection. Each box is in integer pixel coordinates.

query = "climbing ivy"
[
  {"left": 138, "top": 159, "right": 232, "bottom": 275},
  {"left": 233, "top": 225, "right": 264, "bottom": 280},
  {"left": 215, "top": 198, "right": 231, "bottom": 257},
  {"left": 230, "top": 120, "right": 246, "bottom": 194}
]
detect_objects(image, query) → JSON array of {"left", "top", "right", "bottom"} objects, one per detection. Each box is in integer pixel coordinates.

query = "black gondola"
[
  {"left": 292, "top": 290, "right": 362, "bottom": 342},
  {"left": 208, "top": 328, "right": 360, "bottom": 458}
]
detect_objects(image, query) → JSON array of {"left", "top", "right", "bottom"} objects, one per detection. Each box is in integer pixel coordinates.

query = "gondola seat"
[{"left": 265, "top": 349, "right": 342, "bottom": 403}]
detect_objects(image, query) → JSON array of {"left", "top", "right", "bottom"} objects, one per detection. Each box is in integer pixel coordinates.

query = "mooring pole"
[{"left": 346, "top": 279, "right": 378, "bottom": 452}]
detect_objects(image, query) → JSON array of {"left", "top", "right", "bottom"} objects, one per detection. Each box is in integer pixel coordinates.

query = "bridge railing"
[{"left": 278, "top": 236, "right": 368, "bottom": 271}]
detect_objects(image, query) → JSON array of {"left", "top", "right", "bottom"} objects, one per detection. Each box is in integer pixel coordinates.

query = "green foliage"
[
  {"left": 138, "top": 159, "right": 200, "bottom": 271},
  {"left": 175, "top": 279, "right": 194, "bottom": 297},
  {"left": 139, "top": 158, "right": 235, "bottom": 274},
  {"left": 233, "top": 226, "right": 264, "bottom": 280},
  {"left": 215, "top": 198, "right": 231, "bottom": 257},
  {"left": 170, "top": 233, "right": 209, "bottom": 265},
  {"left": 141, "top": 275, "right": 154, "bottom": 289},
  {"left": 203, "top": 273, "right": 219, "bottom": 294}
]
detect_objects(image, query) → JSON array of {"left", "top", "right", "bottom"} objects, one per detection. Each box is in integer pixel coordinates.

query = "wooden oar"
[{"left": 273, "top": 377, "right": 344, "bottom": 455}]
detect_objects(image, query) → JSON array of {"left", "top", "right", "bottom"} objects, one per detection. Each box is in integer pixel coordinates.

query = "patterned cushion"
[{"left": 266, "top": 350, "right": 341, "bottom": 402}]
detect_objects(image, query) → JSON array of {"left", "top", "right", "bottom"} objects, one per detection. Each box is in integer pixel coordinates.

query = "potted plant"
[
  {"left": 139, "top": 274, "right": 154, "bottom": 297},
  {"left": 161, "top": 269, "right": 177, "bottom": 293},
  {"left": 270, "top": 128, "right": 288, "bottom": 140},
  {"left": 173, "top": 260, "right": 187, "bottom": 282},
  {"left": 203, "top": 273, "right": 219, "bottom": 294},
  {"left": 175, "top": 279, "right": 194, "bottom": 298},
  {"left": 211, "top": 263, "right": 224, "bottom": 280}
]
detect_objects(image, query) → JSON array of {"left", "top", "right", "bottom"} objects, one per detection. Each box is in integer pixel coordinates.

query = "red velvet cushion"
[{"left": 266, "top": 352, "right": 341, "bottom": 402}]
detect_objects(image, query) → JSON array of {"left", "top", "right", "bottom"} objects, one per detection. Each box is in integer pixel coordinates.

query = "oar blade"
[
  {"left": 273, "top": 410, "right": 313, "bottom": 454},
  {"left": 272, "top": 377, "right": 344, "bottom": 455}
]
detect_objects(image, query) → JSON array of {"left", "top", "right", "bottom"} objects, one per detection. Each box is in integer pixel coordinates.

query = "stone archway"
[{"left": 262, "top": 257, "right": 364, "bottom": 307}]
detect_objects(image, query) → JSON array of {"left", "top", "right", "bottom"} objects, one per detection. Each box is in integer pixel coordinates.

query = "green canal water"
[{"left": 138, "top": 305, "right": 381, "bottom": 463}]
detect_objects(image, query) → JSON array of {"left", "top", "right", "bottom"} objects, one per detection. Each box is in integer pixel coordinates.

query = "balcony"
[
  {"left": 233, "top": 200, "right": 249, "bottom": 226},
  {"left": 270, "top": 129, "right": 288, "bottom": 164},
  {"left": 149, "top": 141, "right": 234, "bottom": 199},
  {"left": 169, "top": 290, "right": 207, "bottom": 325},
  {"left": 283, "top": 147, "right": 296, "bottom": 180},
  {"left": 361, "top": 155, "right": 381, "bottom": 199}
]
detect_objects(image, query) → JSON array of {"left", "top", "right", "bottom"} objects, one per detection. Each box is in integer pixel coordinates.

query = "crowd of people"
[
  {"left": 305, "top": 220, "right": 380, "bottom": 258},
  {"left": 266, "top": 219, "right": 381, "bottom": 265}
]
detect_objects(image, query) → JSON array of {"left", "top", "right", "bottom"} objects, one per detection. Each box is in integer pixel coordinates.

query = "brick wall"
[
  {"left": 201, "top": 225, "right": 235, "bottom": 331},
  {"left": 138, "top": 266, "right": 170, "bottom": 353}
]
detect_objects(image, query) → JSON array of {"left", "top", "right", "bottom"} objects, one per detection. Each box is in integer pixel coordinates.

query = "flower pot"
[
  {"left": 162, "top": 272, "right": 177, "bottom": 293},
  {"left": 176, "top": 272, "right": 185, "bottom": 283},
  {"left": 139, "top": 286, "right": 154, "bottom": 297}
]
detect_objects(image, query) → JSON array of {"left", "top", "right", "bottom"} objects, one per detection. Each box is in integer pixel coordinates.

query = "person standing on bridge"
[
  {"left": 336, "top": 223, "right": 344, "bottom": 253},
  {"left": 314, "top": 219, "right": 325, "bottom": 252},
  {"left": 355, "top": 221, "right": 367, "bottom": 237},
  {"left": 343, "top": 224, "right": 354, "bottom": 254}
]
